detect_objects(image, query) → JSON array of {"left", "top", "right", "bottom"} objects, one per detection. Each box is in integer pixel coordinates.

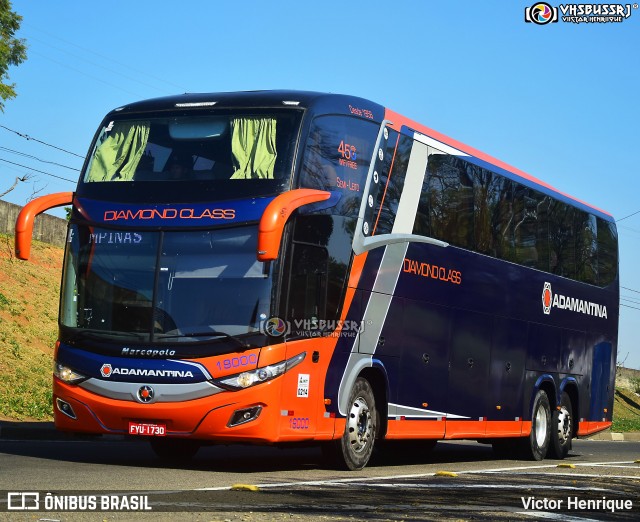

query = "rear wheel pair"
[{"left": 492, "top": 390, "right": 573, "bottom": 461}]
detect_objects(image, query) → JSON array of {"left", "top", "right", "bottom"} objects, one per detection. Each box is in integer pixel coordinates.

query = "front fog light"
[
  {"left": 56, "top": 398, "right": 77, "bottom": 419},
  {"left": 228, "top": 406, "right": 262, "bottom": 427},
  {"left": 54, "top": 362, "right": 86, "bottom": 384}
]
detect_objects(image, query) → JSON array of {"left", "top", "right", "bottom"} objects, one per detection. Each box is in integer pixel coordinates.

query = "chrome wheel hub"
[
  {"left": 347, "top": 395, "right": 372, "bottom": 454},
  {"left": 535, "top": 405, "right": 548, "bottom": 447},
  {"left": 556, "top": 406, "right": 571, "bottom": 444}
]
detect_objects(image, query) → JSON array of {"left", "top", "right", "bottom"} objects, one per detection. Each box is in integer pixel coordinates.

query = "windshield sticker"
[
  {"left": 338, "top": 140, "right": 358, "bottom": 170},
  {"left": 89, "top": 232, "right": 143, "bottom": 244},
  {"left": 348, "top": 105, "right": 374, "bottom": 120},
  {"left": 297, "top": 374, "right": 310, "bottom": 398}
]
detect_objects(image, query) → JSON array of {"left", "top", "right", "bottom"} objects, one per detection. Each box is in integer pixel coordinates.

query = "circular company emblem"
[
  {"left": 542, "top": 282, "right": 553, "bottom": 315},
  {"left": 100, "top": 363, "right": 113, "bottom": 378},
  {"left": 530, "top": 2, "right": 555, "bottom": 25},
  {"left": 137, "top": 385, "right": 155, "bottom": 403},
  {"left": 263, "top": 316, "right": 289, "bottom": 337}
]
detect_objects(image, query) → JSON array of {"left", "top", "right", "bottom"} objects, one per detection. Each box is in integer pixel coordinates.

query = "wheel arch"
[
  {"left": 359, "top": 360, "right": 389, "bottom": 439},
  {"left": 532, "top": 374, "right": 557, "bottom": 417},
  {"left": 560, "top": 377, "right": 579, "bottom": 437}
]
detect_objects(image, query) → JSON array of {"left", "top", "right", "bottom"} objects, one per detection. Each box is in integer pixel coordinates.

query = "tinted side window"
[
  {"left": 492, "top": 178, "right": 515, "bottom": 262},
  {"left": 291, "top": 214, "right": 353, "bottom": 321},
  {"left": 429, "top": 154, "right": 474, "bottom": 249},
  {"left": 373, "top": 132, "right": 410, "bottom": 235},
  {"left": 575, "top": 212, "right": 597, "bottom": 284},
  {"left": 548, "top": 201, "right": 575, "bottom": 279},
  {"left": 597, "top": 217, "right": 618, "bottom": 286},
  {"left": 287, "top": 242, "right": 328, "bottom": 321},
  {"left": 475, "top": 166, "right": 508, "bottom": 256},
  {"left": 299, "top": 115, "right": 378, "bottom": 217}
]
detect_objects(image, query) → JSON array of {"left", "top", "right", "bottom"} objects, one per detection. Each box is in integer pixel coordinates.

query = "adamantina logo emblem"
[
  {"left": 542, "top": 282, "right": 553, "bottom": 314},
  {"left": 541, "top": 282, "right": 607, "bottom": 318}
]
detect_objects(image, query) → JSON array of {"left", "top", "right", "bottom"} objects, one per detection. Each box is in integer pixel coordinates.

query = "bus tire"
[
  {"left": 549, "top": 391, "right": 573, "bottom": 459},
  {"left": 325, "top": 377, "right": 377, "bottom": 470},
  {"left": 149, "top": 438, "right": 200, "bottom": 461},
  {"left": 521, "top": 389, "right": 551, "bottom": 461}
]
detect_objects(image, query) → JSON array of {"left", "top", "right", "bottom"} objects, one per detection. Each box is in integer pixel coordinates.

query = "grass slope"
[
  {"left": 612, "top": 387, "right": 640, "bottom": 432},
  {"left": 0, "top": 234, "right": 61, "bottom": 420}
]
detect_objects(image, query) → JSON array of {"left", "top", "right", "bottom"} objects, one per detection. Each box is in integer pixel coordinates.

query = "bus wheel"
[
  {"left": 149, "top": 438, "right": 200, "bottom": 461},
  {"left": 521, "top": 389, "right": 551, "bottom": 461},
  {"left": 325, "top": 377, "right": 377, "bottom": 470},
  {"left": 549, "top": 391, "right": 573, "bottom": 459}
]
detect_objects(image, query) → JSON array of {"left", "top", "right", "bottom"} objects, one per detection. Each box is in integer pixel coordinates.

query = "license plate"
[{"left": 128, "top": 422, "right": 166, "bottom": 436}]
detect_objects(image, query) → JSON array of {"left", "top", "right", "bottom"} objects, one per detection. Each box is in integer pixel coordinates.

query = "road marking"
[
  {"left": 514, "top": 472, "right": 640, "bottom": 480},
  {"left": 195, "top": 461, "right": 639, "bottom": 491},
  {"left": 335, "top": 483, "right": 616, "bottom": 493}
]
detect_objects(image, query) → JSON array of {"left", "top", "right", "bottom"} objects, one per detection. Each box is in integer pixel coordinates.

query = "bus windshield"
[
  {"left": 78, "top": 110, "right": 301, "bottom": 203},
  {"left": 60, "top": 224, "right": 272, "bottom": 346}
]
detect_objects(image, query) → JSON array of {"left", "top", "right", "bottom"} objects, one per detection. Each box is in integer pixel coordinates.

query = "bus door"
[
  {"left": 361, "top": 129, "right": 452, "bottom": 438},
  {"left": 589, "top": 341, "right": 612, "bottom": 422}
]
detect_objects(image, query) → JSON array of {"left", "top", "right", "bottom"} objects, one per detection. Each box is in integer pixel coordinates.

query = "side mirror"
[
  {"left": 15, "top": 192, "right": 74, "bottom": 260},
  {"left": 257, "top": 189, "right": 331, "bottom": 261}
]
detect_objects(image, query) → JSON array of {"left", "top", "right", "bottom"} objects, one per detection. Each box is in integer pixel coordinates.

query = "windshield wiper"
[
  {"left": 156, "top": 330, "right": 252, "bottom": 350},
  {"left": 73, "top": 329, "right": 148, "bottom": 340}
]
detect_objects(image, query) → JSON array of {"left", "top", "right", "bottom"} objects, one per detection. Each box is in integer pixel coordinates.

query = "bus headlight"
[
  {"left": 215, "top": 352, "right": 306, "bottom": 390},
  {"left": 54, "top": 362, "right": 87, "bottom": 384}
]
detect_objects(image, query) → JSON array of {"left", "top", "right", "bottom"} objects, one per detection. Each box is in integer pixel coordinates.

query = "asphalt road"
[{"left": 0, "top": 437, "right": 638, "bottom": 521}]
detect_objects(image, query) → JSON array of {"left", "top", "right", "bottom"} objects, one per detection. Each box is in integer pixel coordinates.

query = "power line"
[
  {"left": 621, "top": 303, "right": 640, "bottom": 311},
  {"left": 0, "top": 146, "right": 80, "bottom": 171},
  {"left": 26, "top": 34, "right": 176, "bottom": 96},
  {"left": 30, "top": 49, "right": 145, "bottom": 99},
  {"left": 0, "top": 124, "right": 84, "bottom": 159},
  {"left": 24, "top": 22, "right": 186, "bottom": 92},
  {"left": 0, "top": 158, "right": 77, "bottom": 183},
  {"left": 622, "top": 286, "right": 640, "bottom": 294},
  {"left": 617, "top": 209, "right": 640, "bottom": 222}
]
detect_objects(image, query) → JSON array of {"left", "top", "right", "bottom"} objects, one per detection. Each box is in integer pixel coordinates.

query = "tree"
[{"left": 0, "top": 0, "right": 27, "bottom": 112}]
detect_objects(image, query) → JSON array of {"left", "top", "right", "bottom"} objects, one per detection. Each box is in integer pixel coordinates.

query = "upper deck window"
[{"left": 79, "top": 110, "right": 301, "bottom": 203}]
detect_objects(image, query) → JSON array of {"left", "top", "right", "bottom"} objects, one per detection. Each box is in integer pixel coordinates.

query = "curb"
[
  {"left": 0, "top": 421, "right": 65, "bottom": 440},
  {"left": 584, "top": 431, "right": 640, "bottom": 442}
]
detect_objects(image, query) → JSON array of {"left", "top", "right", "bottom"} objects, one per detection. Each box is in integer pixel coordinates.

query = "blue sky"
[{"left": 2, "top": 1, "right": 640, "bottom": 368}]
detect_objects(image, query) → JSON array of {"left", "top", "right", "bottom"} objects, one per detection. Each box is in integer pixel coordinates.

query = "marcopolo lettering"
[{"left": 121, "top": 347, "right": 177, "bottom": 357}]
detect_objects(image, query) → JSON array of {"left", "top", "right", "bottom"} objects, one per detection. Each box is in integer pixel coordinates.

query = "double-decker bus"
[{"left": 16, "top": 91, "right": 618, "bottom": 470}]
